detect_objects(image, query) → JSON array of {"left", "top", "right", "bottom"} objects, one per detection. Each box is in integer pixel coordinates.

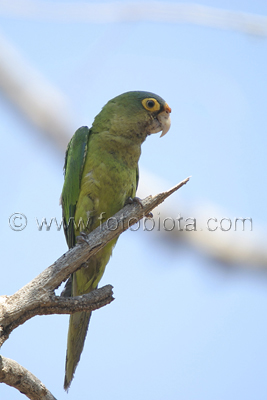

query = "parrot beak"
[{"left": 159, "top": 103, "right": 171, "bottom": 138}]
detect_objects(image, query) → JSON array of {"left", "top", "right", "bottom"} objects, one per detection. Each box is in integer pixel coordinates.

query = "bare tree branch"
[
  {"left": 0, "top": 178, "right": 190, "bottom": 349},
  {"left": 0, "top": 355, "right": 56, "bottom": 400},
  {"left": 0, "top": 285, "right": 114, "bottom": 347}
]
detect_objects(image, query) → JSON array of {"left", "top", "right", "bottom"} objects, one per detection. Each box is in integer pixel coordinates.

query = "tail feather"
[
  {"left": 64, "top": 310, "right": 92, "bottom": 391},
  {"left": 63, "top": 244, "right": 117, "bottom": 390}
]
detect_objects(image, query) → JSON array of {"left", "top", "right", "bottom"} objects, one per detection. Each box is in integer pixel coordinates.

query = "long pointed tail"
[
  {"left": 63, "top": 244, "right": 117, "bottom": 390},
  {"left": 64, "top": 310, "right": 92, "bottom": 391}
]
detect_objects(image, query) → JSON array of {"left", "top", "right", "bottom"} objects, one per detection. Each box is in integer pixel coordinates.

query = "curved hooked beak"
[{"left": 159, "top": 102, "right": 171, "bottom": 138}]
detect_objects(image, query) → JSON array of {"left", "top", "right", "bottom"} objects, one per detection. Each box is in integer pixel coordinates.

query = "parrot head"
[{"left": 92, "top": 91, "right": 171, "bottom": 142}]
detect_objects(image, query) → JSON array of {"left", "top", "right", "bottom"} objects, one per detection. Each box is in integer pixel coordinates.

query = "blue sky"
[{"left": 1, "top": 1, "right": 267, "bottom": 399}]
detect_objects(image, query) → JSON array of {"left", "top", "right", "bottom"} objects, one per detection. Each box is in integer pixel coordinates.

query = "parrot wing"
[{"left": 61, "top": 126, "right": 91, "bottom": 249}]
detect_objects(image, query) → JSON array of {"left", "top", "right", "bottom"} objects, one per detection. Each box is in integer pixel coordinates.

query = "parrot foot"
[
  {"left": 125, "top": 197, "right": 153, "bottom": 219},
  {"left": 145, "top": 212, "right": 153, "bottom": 219},
  {"left": 125, "top": 196, "right": 143, "bottom": 207},
  {"left": 76, "top": 231, "right": 89, "bottom": 244}
]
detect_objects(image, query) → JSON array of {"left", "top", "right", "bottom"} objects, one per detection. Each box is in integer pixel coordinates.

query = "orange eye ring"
[{"left": 142, "top": 98, "right": 161, "bottom": 112}]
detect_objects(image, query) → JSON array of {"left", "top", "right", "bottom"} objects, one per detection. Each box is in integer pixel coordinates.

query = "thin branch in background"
[
  {"left": 0, "top": 1, "right": 266, "bottom": 36},
  {"left": 0, "top": 33, "right": 74, "bottom": 150},
  {"left": 138, "top": 171, "right": 267, "bottom": 269}
]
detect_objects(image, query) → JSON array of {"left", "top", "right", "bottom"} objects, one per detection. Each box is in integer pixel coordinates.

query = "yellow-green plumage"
[{"left": 61, "top": 91, "right": 171, "bottom": 390}]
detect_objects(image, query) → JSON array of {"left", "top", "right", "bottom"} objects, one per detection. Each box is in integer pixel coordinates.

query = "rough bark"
[{"left": 0, "top": 355, "right": 57, "bottom": 400}]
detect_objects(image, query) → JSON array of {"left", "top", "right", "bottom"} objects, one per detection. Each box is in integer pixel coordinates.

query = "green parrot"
[{"left": 61, "top": 91, "right": 171, "bottom": 390}]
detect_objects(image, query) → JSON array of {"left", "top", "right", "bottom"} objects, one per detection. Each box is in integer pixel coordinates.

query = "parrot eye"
[
  {"left": 147, "top": 100, "right": 155, "bottom": 108},
  {"left": 142, "top": 98, "right": 161, "bottom": 112}
]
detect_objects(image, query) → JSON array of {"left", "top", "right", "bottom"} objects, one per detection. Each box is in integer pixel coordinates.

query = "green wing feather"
[{"left": 62, "top": 126, "right": 90, "bottom": 249}]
